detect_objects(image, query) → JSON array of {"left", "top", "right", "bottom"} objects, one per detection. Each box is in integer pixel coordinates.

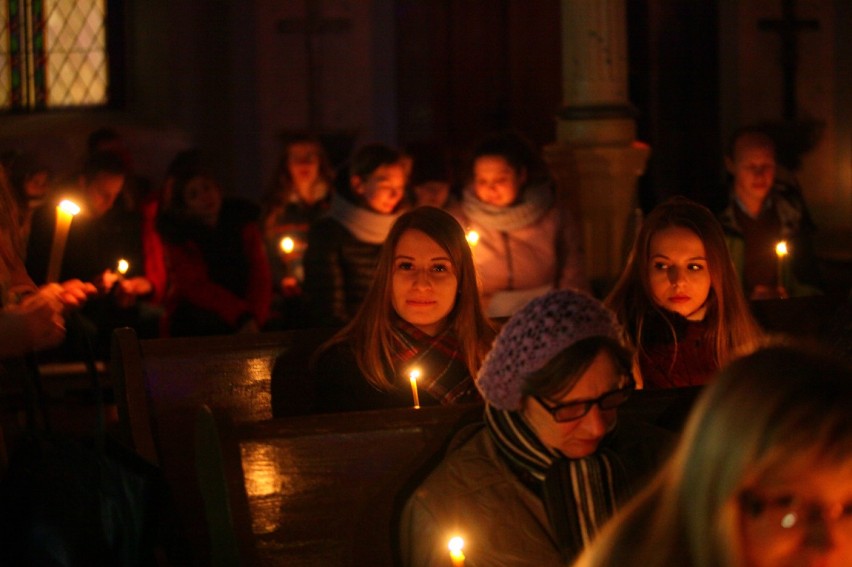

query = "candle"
[
  {"left": 46, "top": 199, "right": 81, "bottom": 283},
  {"left": 448, "top": 536, "right": 465, "bottom": 567},
  {"left": 465, "top": 230, "right": 480, "bottom": 247},
  {"left": 117, "top": 258, "right": 129, "bottom": 276},
  {"left": 409, "top": 369, "right": 421, "bottom": 409},
  {"left": 775, "top": 241, "right": 788, "bottom": 290},
  {"left": 280, "top": 236, "right": 295, "bottom": 254}
]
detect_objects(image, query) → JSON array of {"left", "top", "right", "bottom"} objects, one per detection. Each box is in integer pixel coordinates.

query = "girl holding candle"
[
  {"left": 305, "top": 206, "right": 496, "bottom": 413},
  {"left": 399, "top": 290, "right": 671, "bottom": 566},
  {"left": 303, "top": 142, "right": 408, "bottom": 328},
  {"left": 156, "top": 153, "right": 272, "bottom": 337},
  {"left": 573, "top": 344, "right": 852, "bottom": 567},
  {"left": 606, "top": 197, "right": 763, "bottom": 389},
  {"left": 261, "top": 134, "right": 334, "bottom": 329},
  {"left": 449, "top": 130, "right": 587, "bottom": 317}
]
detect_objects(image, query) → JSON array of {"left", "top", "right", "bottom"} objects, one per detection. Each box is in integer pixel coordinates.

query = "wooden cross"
[
  {"left": 277, "top": 3, "right": 351, "bottom": 132},
  {"left": 758, "top": 0, "right": 819, "bottom": 120}
]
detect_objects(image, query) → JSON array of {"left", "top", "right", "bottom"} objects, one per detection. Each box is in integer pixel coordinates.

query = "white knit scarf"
[
  {"left": 327, "top": 194, "right": 400, "bottom": 244},
  {"left": 461, "top": 180, "right": 554, "bottom": 232}
]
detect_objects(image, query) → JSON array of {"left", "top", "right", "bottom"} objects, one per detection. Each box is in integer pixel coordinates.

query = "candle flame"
[
  {"left": 280, "top": 236, "right": 295, "bottom": 254},
  {"left": 409, "top": 369, "right": 420, "bottom": 383},
  {"left": 117, "top": 259, "right": 129, "bottom": 275},
  {"left": 775, "top": 241, "right": 788, "bottom": 257},
  {"left": 465, "top": 230, "right": 480, "bottom": 247},
  {"left": 448, "top": 536, "right": 464, "bottom": 553},
  {"left": 58, "top": 199, "right": 81, "bottom": 216}
]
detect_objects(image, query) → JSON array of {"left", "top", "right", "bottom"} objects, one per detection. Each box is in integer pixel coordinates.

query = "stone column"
[{"left": 543, "top": 0, "right": 650, "bottom": 294}]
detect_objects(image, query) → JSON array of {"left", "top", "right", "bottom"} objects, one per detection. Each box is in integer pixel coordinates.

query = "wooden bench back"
[
  {"left": 194, "top": 386, "right": 701, "bottom": 566},
  {"left": 109, "top": 326, "right": 336, "bottom": 563}
]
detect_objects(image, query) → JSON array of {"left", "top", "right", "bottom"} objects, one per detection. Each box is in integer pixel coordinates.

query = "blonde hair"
[
  {"left": 606, "top": 197, "right": 762, "bottom": 373},
  {"left": 575, "top": 343, "right": 852, "bottom": 567},
  {"left": 318, "top": 206, "right": 496, "bottom": 391}
]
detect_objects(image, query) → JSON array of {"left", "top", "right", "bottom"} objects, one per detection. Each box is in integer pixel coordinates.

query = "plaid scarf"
[
  {"left": 391, "top": 319, "right": 479, "bottom": 405},
  {"left": 485, "top": 404, "right": 629, "bottom": 562}
]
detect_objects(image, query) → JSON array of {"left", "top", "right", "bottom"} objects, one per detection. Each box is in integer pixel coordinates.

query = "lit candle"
[
  {"left": 775, "top": 241, "right": 788, "bottom": 291},
  {"left": 409, "top": 369, "right": 421, "bottom": 409},
  {"left": 117, "top": 258, "right": 129, "bottom": 276},
  {"left": 280, "top": 236, "right": 295, "bottom": 254},
  {"left": 46, "top": 199, "right": 81, "bottom": 283},
  {"left": 465, "top": 230, "right": 480, "bottom": 247},
  {"left": 448, "top": 536, "right": 465, "bottom": 567}
]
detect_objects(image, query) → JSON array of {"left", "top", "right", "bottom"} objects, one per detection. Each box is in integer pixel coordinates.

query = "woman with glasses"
[
  {"left": 573, "top": 344, "right": 852, "bottom": 567},
  {"left": 399, "top": 290, "right": 672, "bottom": 566}
]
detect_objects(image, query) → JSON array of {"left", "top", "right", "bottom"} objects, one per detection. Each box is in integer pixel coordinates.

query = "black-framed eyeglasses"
[{"left": 534, "top": 376, "right": 635, "bottom": 423}]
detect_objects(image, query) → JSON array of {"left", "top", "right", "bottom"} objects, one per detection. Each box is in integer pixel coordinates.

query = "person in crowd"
[
  {"left": 405, "top": 141, "right": 456, "bottom": 210},
  {"left": 156, "top": 151, "right": 271, "bottom": 337},
  {"left": 303, "top": 142, "right": 408, "bottom": 327},
  {"left": 0, "top": 164, "right": 94, "bottom": 359},
  {"left": 0, "top": 150, "right": 51, "bottom": 254},
  {"left": 449, "top": 131, "right": 587, "bottom": 318},
  {"left": 261, "top": 133, "right": 334, "bottom": 329},
  {"left": 606, "top": 197, "right": 763, "bottom": 389},
  {"left": 307, "top": 206, "right": 496, "bottom": 413},
  {"left": 718, "top": 126, "right": 823, "bottom": 299},
  {"left": 25, "top": 151, "right": 155, "bottom": 357},
  {"left": 573, "top": 344, "right": 852, "bottom": 567},
  {"left": 400, "top": 289, "right": 672, "bottom": 566}
]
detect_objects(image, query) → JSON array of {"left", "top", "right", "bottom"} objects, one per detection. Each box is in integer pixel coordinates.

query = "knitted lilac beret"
[{"left": 476, "top": 289, "right": 621, "bottom": 410}]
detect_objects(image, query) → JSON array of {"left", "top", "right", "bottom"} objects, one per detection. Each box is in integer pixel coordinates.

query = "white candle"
[
  {"left": 117, "top": 258, "right": 129, "bottom": 276},
  {"left": 46, "top": 199, "right": 80, "bottom": 283},
  {"left": 409, "top": 369, "right": 421, "bottom": 409},
  {"left": 775, "top": 241, "right": 788, "bottom": 290},
  {"left": 448, "top": 536, "right": 465, "bottom": 567},
  {"left": 280, "top": 236, "right": 295, "bottom": 254}
]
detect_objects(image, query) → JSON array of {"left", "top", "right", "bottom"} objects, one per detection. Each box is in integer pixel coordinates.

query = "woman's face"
[
  {"left": 521, "top": 351, "right": 626, "bottom": 458},
  {"left": 647, "top": 226, "right": 712, "bottom": 321},
  {"left": 352, "top": 162, "right": 406, "bottom": 214},
  {"left": 737, "top": 461, "right": 852, "bottom": 567},
  {"left": 285, "top": 142, "right": 322, "bottom": 189},
  {"left": 391, "top": 229, "right": 458, "bottom": 336},
  {"left": 184, "top": 175, "right": 222, "bottom": 226},
  {"left": 473, "top": 155, "right": 525, "bottom": 207}
]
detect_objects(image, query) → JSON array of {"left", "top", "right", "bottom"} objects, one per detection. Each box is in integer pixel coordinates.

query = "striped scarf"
[
  {"left": 485, "top": 404, "right": 629, "bottom": 562},
  {"left": 391, "top": 319, "right": 480, "bottom": 405}
]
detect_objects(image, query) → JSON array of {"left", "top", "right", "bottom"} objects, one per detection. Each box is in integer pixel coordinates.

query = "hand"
[
  {"left": 57, "top": 279, "right": 97, "bottom": 309},
  {"left": 113, "top": 276, "right": 153, "bottom": 308},
  {"left": 0, "top": 293, "right": 66, "bottom": 355},
  {"left": 93, "top": 269, "right": 120, "bottom": 294},
  {"left": 280, "top": 276, "right": 302, "bottom": 298}
]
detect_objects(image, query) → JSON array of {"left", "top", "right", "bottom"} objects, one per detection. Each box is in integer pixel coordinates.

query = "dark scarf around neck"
[{"left": 484, "top": 404, "right": 629, "bottom": 562}]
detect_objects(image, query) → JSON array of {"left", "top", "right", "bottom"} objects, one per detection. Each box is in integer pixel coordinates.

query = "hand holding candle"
[
  {"left": 46, "top": 200, "right": 80, "bottom": 283},
  {"left": 448, "top": 536, "right": 465, "bottom": 567},
  {"left": 409, "top": 369, "right": 421, "bottom": 409}
]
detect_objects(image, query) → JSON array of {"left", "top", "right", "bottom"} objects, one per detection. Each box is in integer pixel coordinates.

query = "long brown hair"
[
  {"left": 606, "top": 196, "right": 762, "bottom": 372},
  {"left": 319, "top": 206, "right": 496, "bottom": 391}
]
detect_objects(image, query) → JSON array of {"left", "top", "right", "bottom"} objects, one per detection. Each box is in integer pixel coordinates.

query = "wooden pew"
[
  {"left": 109, "top": 326, "right": 336, "bottom": 564},
  {"left": 194, "top": 387, "right": 700, "bottom": 567}
]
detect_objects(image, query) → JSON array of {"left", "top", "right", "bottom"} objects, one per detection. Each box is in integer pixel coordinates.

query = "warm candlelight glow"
[
  {"left": 465, "top": 230, "right": 480, "bottom": 247},
  {"left": 117, "top": 259, "right": 129, "bottom": 275},
  {"left": 280, "top": 236, "right": 295, "bottom": 254},
  {"left": 775, "top": 241, "right": 788, "bottom": 295},
  {"left": 47, "top": 199, "right": 81, "bottom": 283},
  {"left": 775, "top": 241, "right": 788, "bottom": 258},
  {"left": 409, "top": 369, "right": 421, "bottom": 409},
  {"left": 448, "top": 536, "right": 465, "bottom": 566}
]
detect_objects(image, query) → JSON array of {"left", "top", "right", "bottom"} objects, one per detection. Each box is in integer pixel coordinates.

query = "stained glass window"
[{"left": 1, "top": 0, "right": 108, "bottom": 111}]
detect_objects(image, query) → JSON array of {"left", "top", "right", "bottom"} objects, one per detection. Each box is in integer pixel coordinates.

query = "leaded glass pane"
[
  {"left": 0, "top": 2, "right": 9, "bottom": 110},
  {"left": 44, "top": 0, "right": 107, "bottom": 107}
]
